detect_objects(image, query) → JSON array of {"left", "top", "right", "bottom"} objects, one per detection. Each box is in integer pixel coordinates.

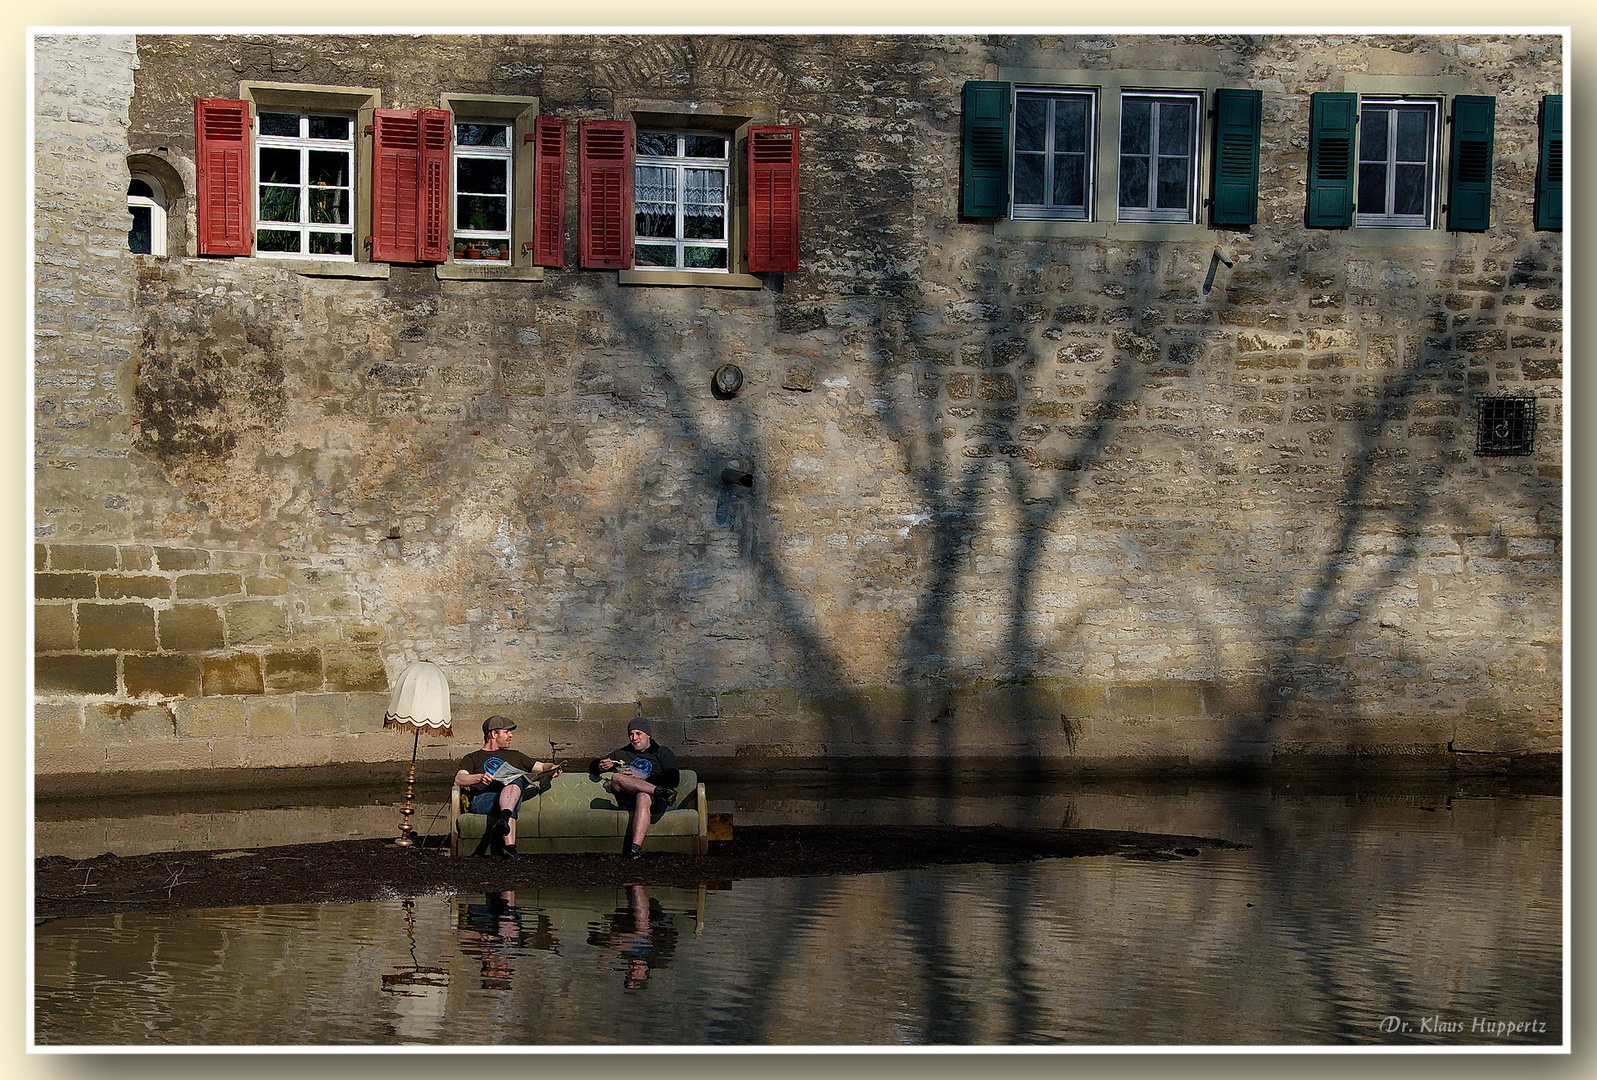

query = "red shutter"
[
  {"left": 194, "top": 98, "right": 252, "bottom": 256},
  {"left": 578, "top": 119, "right": 633, "bottom": 269},
  {"left": 371, "top": 109, "right": 421, "bottom": 262},
  {"left": 533, "top": 116, "right": 567, "bottom": 267},
  {"left": 747, "top": 125, "right": 800, "bottom": 273},
  {"left": 416, "top": 109, "right": 451, "bottom": 262}
]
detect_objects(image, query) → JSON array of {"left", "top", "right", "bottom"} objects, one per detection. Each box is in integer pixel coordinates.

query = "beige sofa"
[{"left": 448, "top": 769, "right": 708, "bottom": 856}]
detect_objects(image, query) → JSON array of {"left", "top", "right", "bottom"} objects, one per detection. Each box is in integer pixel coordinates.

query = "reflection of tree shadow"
[
  {"left": 454, "top": 891, "right": 558, "bottom": 991},
  {"left": 587, "top": 884, "right": 679, "bottom": 990}
]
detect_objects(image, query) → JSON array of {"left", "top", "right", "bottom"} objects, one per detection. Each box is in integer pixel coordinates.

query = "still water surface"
[{"left": 34, "top": 784, "right": 1563, "bottom": 1048}]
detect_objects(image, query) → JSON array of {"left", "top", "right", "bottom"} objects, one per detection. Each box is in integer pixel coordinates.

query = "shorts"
[{"left": 468, "top": 778, "right": 527, "bottom": 816}]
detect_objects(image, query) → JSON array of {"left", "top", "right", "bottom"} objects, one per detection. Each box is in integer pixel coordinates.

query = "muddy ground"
[{"left": 35, "top": 825, "right": 1247, "bottom": 921}]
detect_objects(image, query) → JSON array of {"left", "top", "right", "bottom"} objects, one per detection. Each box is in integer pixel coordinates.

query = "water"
[{"left": 32, "top": 785, "right": 1563, "bottom": 1048}]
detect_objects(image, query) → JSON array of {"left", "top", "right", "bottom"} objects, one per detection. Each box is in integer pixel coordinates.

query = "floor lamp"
[{"left": 383, "top": 660, "right": 453, "bottom": 847}]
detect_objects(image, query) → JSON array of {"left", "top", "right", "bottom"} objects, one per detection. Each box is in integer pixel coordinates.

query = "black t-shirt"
[{"left": 458, "top": 747, "right": 539, "bottom": 795}]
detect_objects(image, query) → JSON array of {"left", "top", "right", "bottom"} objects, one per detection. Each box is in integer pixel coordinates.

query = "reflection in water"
[{"left": 33, "top": 790, "right": 1562, "bottom": 1047}]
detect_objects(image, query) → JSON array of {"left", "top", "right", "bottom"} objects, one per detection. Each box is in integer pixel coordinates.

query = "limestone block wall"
[{"left": 32, "top": 32, "right": 1563, "bottom": 787}]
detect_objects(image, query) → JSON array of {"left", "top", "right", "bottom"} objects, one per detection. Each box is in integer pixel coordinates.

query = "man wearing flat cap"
[
  {"left": 590, "top": 719, "right": 681, "bottom": 859},
  {"left": 455, "top": 716, "right": 562, "bottom": 858}
]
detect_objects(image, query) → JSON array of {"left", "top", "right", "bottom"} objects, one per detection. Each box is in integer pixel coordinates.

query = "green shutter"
[
  {"left": 1306, "top": 92, "right": 1357, "bottom": 228},
  {"left": 961, "top": 81, "right": 1011, "bottom": 218},
  {"left": 1211, "top": 88, "right": 1262, "bottom": 226},
  {"left": 1447, "top": 95, "right": 1495, "bottom": 232},
  {"left": 1535, "top": 95, "right": 1562, "bottom": 231}
]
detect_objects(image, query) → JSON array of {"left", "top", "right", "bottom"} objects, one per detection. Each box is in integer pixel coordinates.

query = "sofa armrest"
[{"left": 696, "top": 781, "right": 708, "bottom": 855}]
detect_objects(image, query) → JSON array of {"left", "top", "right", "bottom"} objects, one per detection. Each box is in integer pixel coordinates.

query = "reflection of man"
[
  {"left": 586, "top": 884, "right": 678, "bottom": 989},
  {"left": 590, "top": 719, "right": 680, "bottom": 859},
  {"left": 454, "top": 891, "right": 555, "bottom": 991},
  {"left": 456, "top": 716, "right": 562, "bottom": 859}
]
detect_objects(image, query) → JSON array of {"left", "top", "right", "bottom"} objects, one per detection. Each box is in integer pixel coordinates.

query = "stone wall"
[{"left": 32, "top": 33, "right": 1563, "bottom": 788}]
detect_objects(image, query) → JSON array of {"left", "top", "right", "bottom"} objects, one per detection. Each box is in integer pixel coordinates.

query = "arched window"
[{"left": 127, "top": 172, "right": 167, "bottom": 255}]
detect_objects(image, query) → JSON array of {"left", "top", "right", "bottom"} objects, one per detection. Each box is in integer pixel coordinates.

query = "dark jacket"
[{"left": 589, "top": 740, "right": 680, "bottom": 790}]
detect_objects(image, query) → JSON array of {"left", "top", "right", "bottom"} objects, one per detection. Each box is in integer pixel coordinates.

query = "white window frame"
[
  {"left": 127, "top": 171, "right": 167, "bottom": 256},
  {"left": 1116, "top": 90, "right": 1202, "bottom": 224},
  {"left": 1010, "top": 87, "right": 1097, "bottom": 222},
  {"left": 1354, "top": 96, "right": 1441, "bottom": 229},
  {"left": 253, "top": 109, "right": 357, "bottom": 260},
  {"left": 452, "top": 119, "right": 514, "bottom": 262},
  {"left": 632, "top": 130, "right": 732, "bottom": 273}
]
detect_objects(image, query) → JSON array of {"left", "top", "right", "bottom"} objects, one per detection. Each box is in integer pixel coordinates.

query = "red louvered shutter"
[
  {"left": 578, "top": 119, "right": 633, "bottom": 269},
  {"left": 195, "top": 97, "right": 252, "bottom": 256},
  {"left": 371, "top": 109, "right": 421, "bottom": 262},
  {"left": 533, "top": 116, "right": 567, "bottom": 267},
  {"left": 747, "top": 125, "right": 800, "bottom": 273},
  {"left": 416, "top": 109, "right": 451, "bottom": 262}
]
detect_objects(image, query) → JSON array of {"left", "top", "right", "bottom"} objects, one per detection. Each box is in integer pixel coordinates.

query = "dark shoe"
[
  {"left": 628, "top": 843, "right": 643, "bottom": 859},
  {"left": 500, "top": 846, "right": 520, "bottom": 861},
  {"left": 494, "top": 810, "right": 513, "bottom": 837}
]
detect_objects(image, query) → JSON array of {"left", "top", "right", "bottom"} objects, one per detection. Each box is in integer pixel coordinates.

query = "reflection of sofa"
[{"left": 449, "top": 770, "right": 708, "bottom": 856}]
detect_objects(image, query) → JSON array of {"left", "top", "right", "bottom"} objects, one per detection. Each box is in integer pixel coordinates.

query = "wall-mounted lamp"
[{"left": 712, "top": 364, "right": 745, "bottom": 399}]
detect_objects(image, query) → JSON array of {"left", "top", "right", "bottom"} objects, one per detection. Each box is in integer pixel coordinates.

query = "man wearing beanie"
[
  {"left": 455, "top": 716, "right": 563, "bottom": 859},
  {"left": 589, "top": 719, "right": 681, "bottom": 859}
]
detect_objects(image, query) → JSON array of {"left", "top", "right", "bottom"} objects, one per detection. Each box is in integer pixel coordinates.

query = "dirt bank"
[{"left": 35, "top": 825, "right": 1247, "bottom": 921}]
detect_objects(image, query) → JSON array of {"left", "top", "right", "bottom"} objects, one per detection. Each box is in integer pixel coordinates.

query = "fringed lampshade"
[{"left": 384, "top": 660, "right": 453, "bottom": 847}]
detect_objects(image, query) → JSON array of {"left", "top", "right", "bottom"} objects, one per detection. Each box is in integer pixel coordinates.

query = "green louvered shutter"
[
  {"left": 1447, "top": 95, "right": 1495, "bottom": 232},
  {"left": 961, "top": 81, "right": 1011, "bottom": 218},
  {"left": 1306, "top": 92, "right": 1357, "bottom": 228},
  {"left": 1535, "top": 95, "right": 1562, "bottom": 231},
  {"left": 1211, "top": 88, "right": 1262, "bottom": 226}
]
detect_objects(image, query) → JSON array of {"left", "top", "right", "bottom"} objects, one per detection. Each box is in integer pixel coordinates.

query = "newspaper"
[{"left": 483, "top": 757, "right": 564, "bottom": 783}]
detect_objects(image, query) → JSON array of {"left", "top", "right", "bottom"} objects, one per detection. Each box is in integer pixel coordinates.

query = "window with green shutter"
[
  {"left": 1210, "top": 87, "right": 1261, "bottom": 227},
  {"left": 1535, "top": 95, "right": 1562, "bottom": 232},
  {"left": 961, "top": 81, "right": 1012, "bottom": 219},
  {"left": 1306, "top": 92, "right": 1357, "bottom": 228},
  {"left": 1446, "top": 95, "right": 1494, "bottom": 232}
]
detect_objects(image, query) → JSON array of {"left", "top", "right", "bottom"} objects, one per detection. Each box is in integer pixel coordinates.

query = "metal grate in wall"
[{"left": 1475, "top": 395, "right": 1539, "bottom": 456}]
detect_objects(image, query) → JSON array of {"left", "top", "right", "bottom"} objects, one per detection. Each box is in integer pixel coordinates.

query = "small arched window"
[{"left": 127, "top": 173, "right": 168, "bottom": 255}]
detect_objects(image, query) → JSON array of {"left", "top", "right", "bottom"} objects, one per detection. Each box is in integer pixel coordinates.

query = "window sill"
[
  {"left": 618, "top": 269, "right": 764, "bottom": 289},
  {"left": 1333, "top": 228, "right": 1459, "bottom": 250},
  {"left": 291, "top": 261, "right": 391, "bottom": 280},
  {"left": 436, "top": 263, "right": 545, "bottom": 282},
  {"left": 995, "top": 219, "right": 1215, "bottom": 243}
]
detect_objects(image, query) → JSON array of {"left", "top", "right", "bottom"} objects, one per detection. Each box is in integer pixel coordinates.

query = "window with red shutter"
[
  {"left": 195, "top": 97, "right": 252, "bottom": 256},
  {"left": 747, "top": 125, "right": 800, "bottom": 273},
  {"left": 579, "top": 119, "right": 633, "bottom": 269},
  {"left": 533, "top": 116, "right": 567, "bottom": 267}
]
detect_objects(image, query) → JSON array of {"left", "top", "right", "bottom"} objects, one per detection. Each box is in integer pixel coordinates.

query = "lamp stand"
[{"left": 395, "top": 726, "right": 420, "bottom": 847}]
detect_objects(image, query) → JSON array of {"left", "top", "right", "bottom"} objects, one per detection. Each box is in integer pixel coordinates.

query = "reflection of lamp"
[
  {"left": 383, "top": 660, "right": 453, "bottom": 847},
  {"left": 381, "top": 899, "right": 450, "bottom": 1040}
]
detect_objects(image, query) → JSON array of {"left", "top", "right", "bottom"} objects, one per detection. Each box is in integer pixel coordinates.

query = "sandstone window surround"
[
  {"left": 124, "top": 153, "right": 187, "bottom": 258},
  {"left": 969, "top": 68, "right": 1256, "bottom": 243},
  {"left": 584, "top": 101, "right": 799, "bottom": 289},
  {"left": 437, "top": 92, "right": 545, "bottom": 283}
]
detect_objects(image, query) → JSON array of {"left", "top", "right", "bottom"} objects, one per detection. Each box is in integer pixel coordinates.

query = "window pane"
[
  {"left": 1359, "top": 108, "right": 1389, "bottom": 160},
  {"left": 1158, "top": 102, "right": 1192, "bottom": 150},
  {"left": 1013, "top": 152, "right": 1046, "bottom": 204},
  {"left": 259, "top": 147, "right": 300, "bottom": 186},
  {"left": 1395, "top": 109, "right": 1430, "bottom": 162},
  {"left": 456, "top": 193, "right": 507, "bottom": 232},
  {"left": 308, "top": 116, "right": 349, "bottom": 141},
  {"left": 128, "top": 205, "right": 152, "bottom": 254},
  {"left": 1015, "top": 96, "right": 1047, "bottom": 153},
  {"left": 684, "top": 246, "right": 728, "bottom": 269},
  {"left": 455, "top": 123, "right": 508, "bottom": 148},
  {"left": 1121, "top": 99, "right": 1151, "bottom": 155},
  {"left": 634, "top": 243, "right": 678, "bottom": 267},
  {"left": 308, "top": 231, "right": 353, "bottom": 256},
  {"left": 1052, "top": 154, "right": 1085, "bottom": 208},
  {"left": 457, "top": 158, "right": 508, "bottom": 195},
  {"left": 256, "top": 228, "right": 301, "bottom": 252},
  {"left": 684, "top": 134, "right": 726, "bottom": 159},
  {"left": 636, "top": 131, "right": 676, "bottom": 157},
  {"left": 1054, "top": 98, "right": 1088, "bottom": 153},
  {"left": 684, "top": 210, "right": 725, "bottom": 240},
  {"left": 128, "top": 178, "right": 153, "bottom": 198},
  {"left": 309, "top": 188, "right": 348, "bottom": 225},
  {"left": 1156, "top": 156, "right": 1190, "bottom": 209},
  {"left": 635, "top": 165, "right": 673, "bottom": 205},
  {"left": 635, "top": 208, "right": 675, "bottom": 239},
  {"left": 258, "top": 113, "right": 299, "bottom": 137},
  {"left": 259, "top": 185, "right": 300, "bottom": 222},
  {"left": 1357, "top": 163, "right": 1388, "bottom": 214},
  {"left": 308, "top": 150, "right": 348, "bottom": 188},
  {"left": 1393, "top": 163, "right": 1427, "bottom": 216},
  {"left": 1120, "top": 156, "right": 1149, "bottom": 209}
]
